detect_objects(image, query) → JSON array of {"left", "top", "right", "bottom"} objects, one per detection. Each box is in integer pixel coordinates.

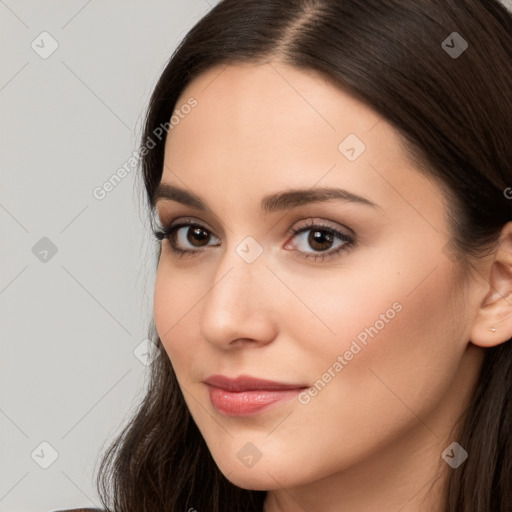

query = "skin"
[{"left": 152, "top": 61, "right": 511, "bottom": 512}]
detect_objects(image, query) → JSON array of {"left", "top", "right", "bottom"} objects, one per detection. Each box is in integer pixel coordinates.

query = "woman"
[{"left": 58, "top": 0, "right": 512, "bottom": 510}]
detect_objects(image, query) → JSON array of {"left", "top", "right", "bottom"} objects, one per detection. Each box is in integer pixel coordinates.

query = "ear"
[{"left": 470, "top": 221, "right": 512, "bottom": 348}]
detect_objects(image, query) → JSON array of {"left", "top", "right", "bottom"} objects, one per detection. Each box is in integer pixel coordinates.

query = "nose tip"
[{"left": 198, "top": 256, "right": 277, "bottom": 349}]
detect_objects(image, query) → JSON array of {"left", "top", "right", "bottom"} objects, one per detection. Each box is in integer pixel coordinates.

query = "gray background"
[
  {"left": 2, "top": 1, "right": 511, "bottom": 511},
  {"left": 1, "top": 1, "right": 215, "bottom": 511}
]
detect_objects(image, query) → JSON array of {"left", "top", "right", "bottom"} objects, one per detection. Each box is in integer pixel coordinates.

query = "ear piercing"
[{"left": 489, "top": 327, "right": 497, "bottom": 333}]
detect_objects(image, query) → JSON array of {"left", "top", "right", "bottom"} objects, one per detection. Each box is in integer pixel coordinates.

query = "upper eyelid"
[
  {"left": 158, "top": 216, "right": 351, "bottom": 235},
  {"left": 154, "top": 197, "right": 363, "bottom": 232},
  {"left": 286, "top": 218, "right": 354, "bottom": 237}
]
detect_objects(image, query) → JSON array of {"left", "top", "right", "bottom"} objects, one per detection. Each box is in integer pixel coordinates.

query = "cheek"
[
  {"left": 245, "top": 266, "right": 464, "bottom": 485},
  {"left": 285, "top": 242, "right": 461, "bottom": 398},
  {"left": 153, "top": 260, "right": 198, "bottom": 368},
  {"left": 299, "top": 260, "right": 464, "bottom": 442},
  {"left": 288, "top": 234, "right": 459, "bottom": 372}
]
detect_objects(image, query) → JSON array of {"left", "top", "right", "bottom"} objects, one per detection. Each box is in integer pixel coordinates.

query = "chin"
[
  {"left": 225, "top": 472, "right": 287, "bottom": 491},
  {"left": 219, "top": 453, "right": 316, "bottom": 492}
]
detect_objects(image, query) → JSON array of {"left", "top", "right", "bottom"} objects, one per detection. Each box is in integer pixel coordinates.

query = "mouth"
[{"left": 203, "top": 374, "right": 308, "bottom": 417}]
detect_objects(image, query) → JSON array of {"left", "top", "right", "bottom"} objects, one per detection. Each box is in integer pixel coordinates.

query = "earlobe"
[{"left": 469, "top": 222, "right": 512, "bottom": 348}]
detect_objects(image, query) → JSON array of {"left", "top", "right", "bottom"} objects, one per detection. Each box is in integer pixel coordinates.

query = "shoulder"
[{"left": 53, "top": 509, "right": 105, "bottom": 512}]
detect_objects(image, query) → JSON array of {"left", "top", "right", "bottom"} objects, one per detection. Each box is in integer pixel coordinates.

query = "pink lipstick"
[{"left": 203, "top": 374, "right": 307, "bottom": 417}]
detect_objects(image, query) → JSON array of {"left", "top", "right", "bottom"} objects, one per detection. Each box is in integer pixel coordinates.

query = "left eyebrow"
[
  {"left": 261, "top": 187, "right": 381, "bottom": 212},
  {"left": 152, "top": 183, "right": 381, "bottom": 212}
]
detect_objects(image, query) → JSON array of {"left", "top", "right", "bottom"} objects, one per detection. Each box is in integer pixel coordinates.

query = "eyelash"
[{"left": 152, "top": 217, "right": 356, "bottom": 262}]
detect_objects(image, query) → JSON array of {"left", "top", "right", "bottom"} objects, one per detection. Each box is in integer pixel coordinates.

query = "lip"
[
  {"left": 203, "top": 374, "right": 306, "bottom": 391},
  {"left": 203, "top": 374, "right": 308, "bottom": 417}
]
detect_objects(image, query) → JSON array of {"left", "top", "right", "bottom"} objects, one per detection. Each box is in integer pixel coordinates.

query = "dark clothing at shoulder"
[{"left": 53, "top": 508, "right": 105, "bottom": 512}]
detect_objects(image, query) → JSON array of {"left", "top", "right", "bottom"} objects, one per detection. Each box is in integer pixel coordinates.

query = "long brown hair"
[{"left": 96, "top": 1, "right": 512, "bottom": 510}]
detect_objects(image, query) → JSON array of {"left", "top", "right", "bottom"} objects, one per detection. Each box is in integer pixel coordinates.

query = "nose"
[{"left": 199, "top": 243, "right": 278, "bottom": 350}]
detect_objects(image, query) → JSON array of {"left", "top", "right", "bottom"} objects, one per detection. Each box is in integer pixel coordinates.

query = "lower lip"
[{"left": 207, "top": 385, "right": 305, "bottom": 417}]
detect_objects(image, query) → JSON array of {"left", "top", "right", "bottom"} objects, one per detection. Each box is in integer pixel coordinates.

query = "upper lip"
[{"left": 203, "top": 374, "right": 307, "bottom": 392}]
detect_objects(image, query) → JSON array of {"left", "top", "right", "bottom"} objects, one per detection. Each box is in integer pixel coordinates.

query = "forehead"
[
  {"left": 161, "top": 62, "right": 446, "bottom": 231},
  {"left": 165, "top": 62, "right": 388, "bottom": 180},
  {"left": 171, "top": 61, "right": 381, "bottom": 150}
]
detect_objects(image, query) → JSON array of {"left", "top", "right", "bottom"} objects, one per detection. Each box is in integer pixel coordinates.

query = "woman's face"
[{"left": 153, "top": 62, "right": 484, "bottom": 494}]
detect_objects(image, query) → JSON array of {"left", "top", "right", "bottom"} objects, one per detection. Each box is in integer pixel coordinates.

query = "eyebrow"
[{"left": 153, "top": 182, "right": 380, "bottom": 213}]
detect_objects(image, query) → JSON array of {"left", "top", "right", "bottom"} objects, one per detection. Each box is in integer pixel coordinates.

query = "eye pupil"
[
  {"left": 188, "top": 226, "right": 210, "bottom": 247},
  {"left": 309, "top": 230, "right": 333, "bottom": 251}
]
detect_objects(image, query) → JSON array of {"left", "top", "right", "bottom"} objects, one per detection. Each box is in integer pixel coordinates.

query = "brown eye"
[
  {"left": 185, "top": 226, "right": 211, "bottom": 247},
  {"left": 154, "top": 217, "right": 355, "bottom": 262},
  {"left": 168, "top": 223, "right": 220, "bottom": 254},
  {"left": 308, "top": 230, "right": 335, "bottom": 251},
  {"left": 284, "top": 219, "right": 356, "bottom": 262}
]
